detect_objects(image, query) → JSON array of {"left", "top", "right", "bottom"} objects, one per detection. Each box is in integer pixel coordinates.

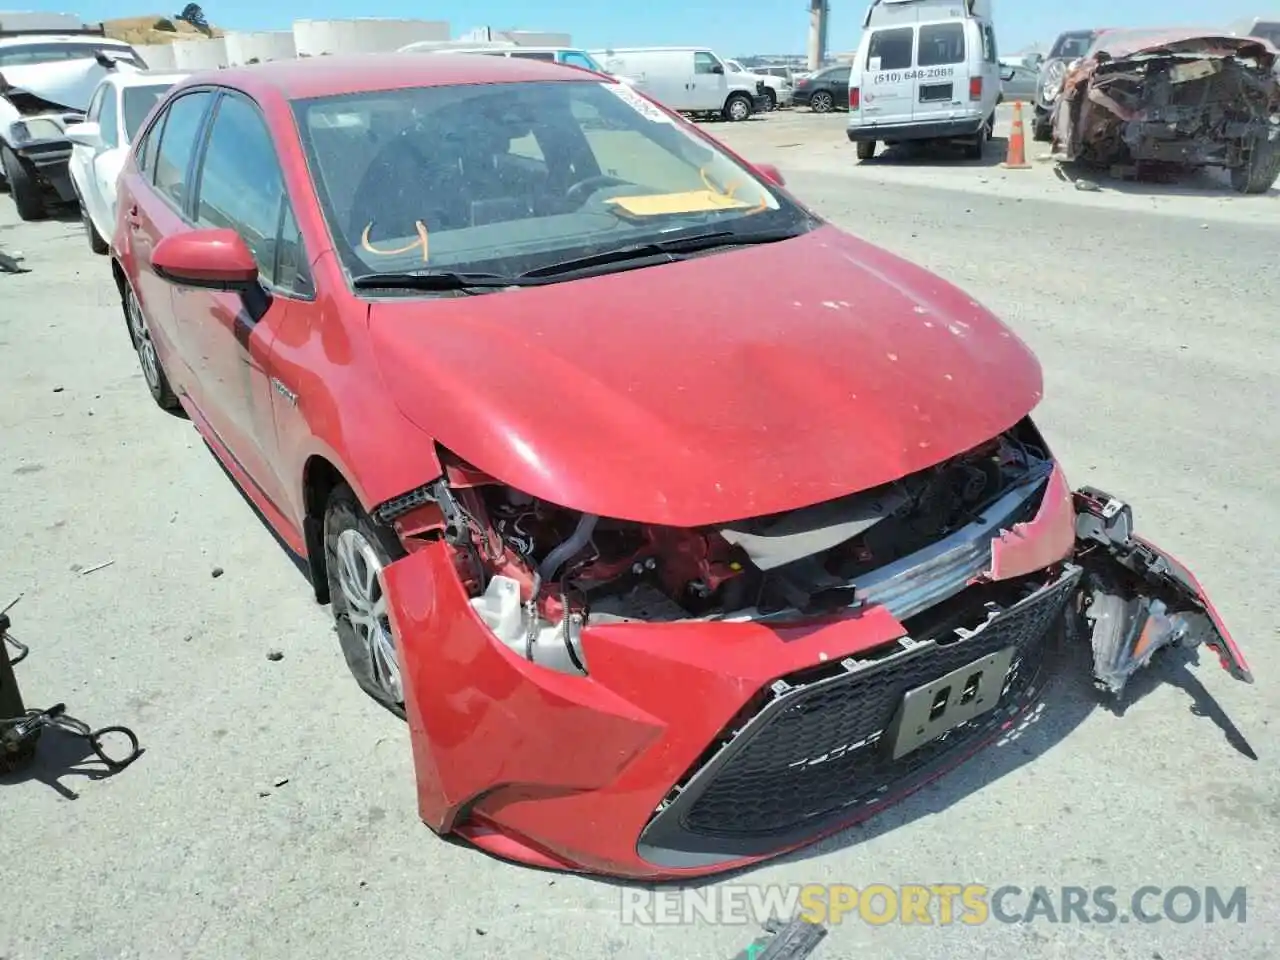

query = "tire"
[
  {"left": 1032, "top": 117, "right": 1053, "bottom": 143},
  {"left": 810, "top": 90, "right": 835, "bottom": 113},
  {"left": 123, "top": 279, "right": 179, "bottom": 410},
  {"left": 1, "top": 145, "right": 47, "bottom": 221},
  {"left": 762, "top": 88, "right": 777, "bottom": 112},
  {"left": 324, "top": 485, "right": 407, "bottom": 717},
  {"left": 966, "top": 117, "right": 990, "bottom": 160},
  {"left": 1231, "top": 138, "right": 1280, "bottom": 195},
  {"left": 723, "top": 92, "right": 753, "bottom": 122},
  {"left": 855, "top": 140, "right": 876, "bottom": 161},
  {"left": 82, "top": 202, "right": 108, "bottom": 255}
]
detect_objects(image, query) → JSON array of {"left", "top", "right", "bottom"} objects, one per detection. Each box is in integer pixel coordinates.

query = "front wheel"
[
  {"left": 723, "top": 92, "right": 753, "bottom": 122},
  {"left": 123, "top": 280, "right": 179, "bottom": 410},
  {"left": 82, "top": 203, "right": 108, "bottom": 254},
  {"left": 810, "top": 90, "right": 834, "bottom": 113},
  {"left": 324, "top": 485, "right": 407, "bottom": 717},
  {"left": 762, "top": 89, "right": 777, "bottom": 112},
  {"left": 1231, "top": 138, "right": 1280, "bottom": 195},
  {"left": 1, "top": 145, "right": 47, "bottom": 221}
]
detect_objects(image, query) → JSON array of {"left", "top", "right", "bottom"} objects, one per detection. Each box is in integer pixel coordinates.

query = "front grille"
[{"left": 638, "top": 566, "right": 1080, "bottom": 866}]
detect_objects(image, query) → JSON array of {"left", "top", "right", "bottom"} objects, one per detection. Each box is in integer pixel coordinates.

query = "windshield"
[
  {"left": 0, "top": 42, "right": 144, "bottom": 68},
  {"left": 122, "top": 83, "right": 173, "bottom": 140},
  {"left": 295, "top": 79, "right": 809, "bottom": 286},
  {"left": 1049, "top": 32, "right": 1096, "bottom": 59}
]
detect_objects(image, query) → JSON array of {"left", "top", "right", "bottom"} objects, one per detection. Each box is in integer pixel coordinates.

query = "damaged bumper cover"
[{"left": 378, "top": 467, "right": 1249, "bottom": 879}]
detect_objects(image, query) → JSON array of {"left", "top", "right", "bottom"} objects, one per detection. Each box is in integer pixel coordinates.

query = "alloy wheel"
[
  {"left": 334, "top": 528, "right": 401, "bottom": 703},
  {"left": 127, "top": 288, "right": 161, "bottom": 392}
]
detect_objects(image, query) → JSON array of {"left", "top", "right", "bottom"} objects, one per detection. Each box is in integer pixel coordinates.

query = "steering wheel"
[{"left": 564, "top": 174, "right": 631, "bottom": 206}]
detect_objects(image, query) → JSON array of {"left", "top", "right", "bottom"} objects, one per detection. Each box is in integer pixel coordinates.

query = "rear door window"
[
  {"left": 918, "top": 23, "right": 966, "bottom": 67},
  {"left": 153, "top": 91, "right": 213, "bottom": 212},
  {"left": 867, "top": 27, "right": 914, "bottom": 71},
  {"left": 981, "top": 24, "right": 998, "bottom": 63}
]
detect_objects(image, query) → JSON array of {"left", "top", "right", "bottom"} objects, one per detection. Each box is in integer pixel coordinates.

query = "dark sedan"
[{"left": 792, "top": 64, "right": 850, "bottom": 112}]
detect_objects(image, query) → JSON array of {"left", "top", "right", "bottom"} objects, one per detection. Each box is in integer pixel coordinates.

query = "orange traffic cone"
[{"left": 1002, "top": 101, "right": 1032, "bottom": 170}]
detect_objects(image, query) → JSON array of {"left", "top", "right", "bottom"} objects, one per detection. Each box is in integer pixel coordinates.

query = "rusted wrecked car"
[{"left": 1053, "top": 28, "right": 1280, "bottom": 193}]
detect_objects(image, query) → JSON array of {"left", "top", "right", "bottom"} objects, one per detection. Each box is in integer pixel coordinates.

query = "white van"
[
  {"left": 589, "top": 47, "right": 769, "bottom": 121},
  {"left": 846, "top": 0, "right": 1002, "bottom": 161}
]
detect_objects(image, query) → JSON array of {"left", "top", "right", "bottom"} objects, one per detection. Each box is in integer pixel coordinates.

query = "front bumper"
[
  {"left": 382, "top": 472, "right": 1249, "bottom": 880},
  {"left": 13, "top": 138, "right": 76, "bottom": 202},
  {"left": 847, "top": 116, "right": 985, "bottom": 143}
]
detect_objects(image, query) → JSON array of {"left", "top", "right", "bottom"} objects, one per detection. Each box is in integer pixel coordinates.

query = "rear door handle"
[{"left": 124, "top": 204, "right": 141, "bottom": 229}]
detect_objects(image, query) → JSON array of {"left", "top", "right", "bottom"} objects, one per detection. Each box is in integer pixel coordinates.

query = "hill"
[{"left": 102, "top": 15, "right": 224, "bottom": 46}]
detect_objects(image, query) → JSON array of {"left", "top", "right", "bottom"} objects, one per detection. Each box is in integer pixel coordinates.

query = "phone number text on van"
[{"left": 873, "top": 67, "right": 956, "bottom": 83}]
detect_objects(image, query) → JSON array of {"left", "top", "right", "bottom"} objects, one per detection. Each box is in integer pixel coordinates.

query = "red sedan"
[{"left": 110, "top": 54, "right": 1251, "bottom": 880}]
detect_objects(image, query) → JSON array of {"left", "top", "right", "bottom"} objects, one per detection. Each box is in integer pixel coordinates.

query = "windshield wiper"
[
  {"left": 518, "top": 229, "right": 802, "bottom": 280},
  {"left": 351, "top": 269, "right": 524, "bottom": 291}
]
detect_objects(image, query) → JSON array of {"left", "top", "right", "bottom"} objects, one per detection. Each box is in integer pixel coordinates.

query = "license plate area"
[
  {"left": 919, "top": 82, "right": 954, "bottom": 102},
  {"left": 887, "top": 646, "right": 1015, "bottom": 759}
]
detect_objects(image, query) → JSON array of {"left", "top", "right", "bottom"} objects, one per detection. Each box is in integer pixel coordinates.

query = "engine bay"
[{"left": 429, "top": 421, "right": 1055, "bottom": 673}]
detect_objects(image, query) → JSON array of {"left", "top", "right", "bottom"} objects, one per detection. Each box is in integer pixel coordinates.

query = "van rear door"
[
  {"left": 860, "top": 25, "right": 915, "bottom": 127},
  {"left": 911, "top": 20, "right": 969, "bottom": 124}
]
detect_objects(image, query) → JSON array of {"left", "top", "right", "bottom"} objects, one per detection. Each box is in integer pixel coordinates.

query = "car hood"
[
  {"left": 368, "top": 225, "right": 1043, "bottom": 527},
  {"left": 0, "top": 57, "right": 114, "bottom": 112}
]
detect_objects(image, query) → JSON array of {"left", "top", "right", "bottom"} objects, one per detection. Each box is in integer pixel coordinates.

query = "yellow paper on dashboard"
[{"left": 606, "top": 190, "right": 754, "bottom": 216}]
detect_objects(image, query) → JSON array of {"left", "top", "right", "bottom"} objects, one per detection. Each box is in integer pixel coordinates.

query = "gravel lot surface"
[{"left": 2, "top": 106, "right": 1277, "bottom": 960}]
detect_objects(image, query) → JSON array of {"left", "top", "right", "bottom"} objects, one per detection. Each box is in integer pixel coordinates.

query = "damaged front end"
[
  {"left": 388, "top": 420, "right": 1071, "bottom": 676},
  {"left": 375, "top": 421, "right": 1250, "bottom": 876},
  {"left": 0, "top": 53, "right": 130, "bottom": 205},
  {"left": 1053, "top": 33, "right": 1280, "bottom": 192}
]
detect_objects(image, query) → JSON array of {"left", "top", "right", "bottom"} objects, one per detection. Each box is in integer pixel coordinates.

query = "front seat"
[{"left": 347, "top": 134, "right": 467, "bottom": 244}]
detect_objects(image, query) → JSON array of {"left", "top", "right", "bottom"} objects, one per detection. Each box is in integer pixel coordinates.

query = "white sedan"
[{"left": 66, "top": 69, "right": 186, "bottom": 254}]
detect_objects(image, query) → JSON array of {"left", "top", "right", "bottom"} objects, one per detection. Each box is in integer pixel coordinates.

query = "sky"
[{"left": 26, "top": 0, "right": 1270, "bottom": 56}]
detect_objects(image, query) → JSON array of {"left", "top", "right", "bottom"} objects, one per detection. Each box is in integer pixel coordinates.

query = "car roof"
[
  {"left": 184, "top": 52, "right": 604, "bottom": 101},
  {"left": 106, "top": 69, "right": 189, "bottom": 88},
  {"left": 0, "top": 34, "right": 135, "bottom": 50}
]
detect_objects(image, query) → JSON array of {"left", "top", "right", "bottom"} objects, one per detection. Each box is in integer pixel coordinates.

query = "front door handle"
[{"left": 124, "top": 204, "right": 141, "bottom": 229}]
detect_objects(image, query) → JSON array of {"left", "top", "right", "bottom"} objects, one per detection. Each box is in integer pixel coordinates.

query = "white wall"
[
  {"left": 293, "top": 18, "right": 449, "bottom": 56},
  {"left": 0, "top": 11, "right": 83, "bottom": 31},
  {"left": 171, "top": 37, "right": 230, "bottom": 70},
  {"left": 225, "top": 30, "right": 297, "bottom": 65},
  {"left": 134, "top": 42, "right": 178, "bottom": 71}
]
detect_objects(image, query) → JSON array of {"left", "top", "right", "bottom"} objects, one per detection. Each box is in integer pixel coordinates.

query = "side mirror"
[
  {"left": 1000, "top": 67, "right": 1015, "bottom": 81},
  {"left": 756, "top": 163, "right": 785, "bottom": 187},
  {"left": 66, "top": 120, "right": 102, "bottom": 148},
  {"left": 710, "top": 63, "right": 724, "bottom": 74},
  {"left": 153, "top": 228, "right": 259, "bottom": 291}
]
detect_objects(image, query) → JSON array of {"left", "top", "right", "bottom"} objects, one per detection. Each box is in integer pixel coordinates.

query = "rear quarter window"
[
  {"left": 867, "top": 28, "right": 914, "bottom": 71},
  {"left": 918, "top": 24, "right": 966, "bottom": 67}
]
